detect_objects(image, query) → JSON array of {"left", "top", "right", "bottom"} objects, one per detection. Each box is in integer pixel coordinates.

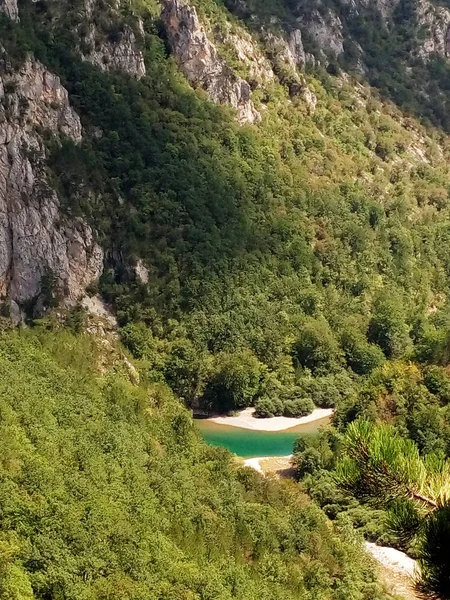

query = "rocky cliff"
[
  {"left": 78, "top": 0, "right": 146, "bottom": 78},
  {"left": 0, "top": 55, "right": 103, "bottom": 317},
  {"left": 0, "top": 0, "right": 152, "bottom": 316},
  {"left": 161, "top": 0, "right": 261, "bottom": 123},
  {"left": 0, "top": 0, "right": 18, "bottom": 22}
]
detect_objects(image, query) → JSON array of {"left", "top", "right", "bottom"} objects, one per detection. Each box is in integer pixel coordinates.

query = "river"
[{"left": 195, "top": 415, "right": 331, "bottom": 458}]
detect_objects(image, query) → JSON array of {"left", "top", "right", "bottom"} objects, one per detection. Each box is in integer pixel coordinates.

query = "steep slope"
[
  {"left": 0, "top": 43, "right": 102, "bottom": 318},
  {"left": 1, "top": 0, "right": 450, "bottom": 417},
  {"left": 0, "top": 328, "right": 388, "bottom": 600},
  {"left": 2, "top": 0, "right": 450, "bottom": 596}
]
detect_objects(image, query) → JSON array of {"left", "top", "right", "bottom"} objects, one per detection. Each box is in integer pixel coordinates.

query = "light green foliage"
[
  {"left": 0, "top": 330, "right": 390, "bottom": 600},
  {"left": 337, "top": 419, "right": 450, "bottom": 507},
  {"left": 367, "top": 291, "right": 411, "bottom": 359}
]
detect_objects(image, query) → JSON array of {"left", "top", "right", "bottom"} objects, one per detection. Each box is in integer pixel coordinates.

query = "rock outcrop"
[
  {"left": 217, "top": 30, "right": 274, "bottom": 85},
  {"left": 0, "top": 0, "right": 19, "bottom": 22},
  {"left": 300, "top": 9, "right": 345, "bottom": 57},
  {"left": 289, "top": 29, "right": 307, "bottom": 69},
  {"left": 161, "top": 0, "right": 260, "bottom": 124},
  {"left": 46, "top": 0, "right": 146, "bottom": 79},
  {"left": 263, "top": 29, "right": 305, "bottom": 72},
  {"left": 341, "top": 0, "right": 400, "bottom": 20},
  {"left": 83, "top": 24, "right": 146, "bottom": 78},
  {"left": 416, "top": 0, "right": 450, "bottom": 58},
  {"left": 0, "top": 56, "right": 103, "bottom": 312},
  {"left": 262, "top": 29, "right": 316, "bottom": 110}
]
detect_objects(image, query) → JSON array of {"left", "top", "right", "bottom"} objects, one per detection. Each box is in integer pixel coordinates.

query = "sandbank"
[{"left": 208, "top": 407, "right": 334, "bottom": 432}]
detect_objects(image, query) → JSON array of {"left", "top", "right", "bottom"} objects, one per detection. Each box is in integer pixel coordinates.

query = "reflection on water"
[{"left": 195, "top": 416, "right": 331, "bottom": 458}]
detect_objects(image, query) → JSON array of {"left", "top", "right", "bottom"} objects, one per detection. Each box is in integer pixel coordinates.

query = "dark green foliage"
[
  {"left": 419, "top": 504, "right": 450, "bottom": 597},
  {"left": 423, "top": 366, "right": 450, "bottom": 405},
  {"left": 202, "top": 351, "right": 265, "bottom": 412},
  {"left": 387, "top": 498, "right": 422, "bottom": 545},
  {"left": 341, "top": 330, "right": 385, "bottom": 375},
  {"left": 283, "top": 397, "right": 315, "bottom": 417},
  {"left": 293, "top": 319, "right": 343, "bottom": 374},
  {"left": 293, "top": 447, "right": 323, "bottom": 478}
]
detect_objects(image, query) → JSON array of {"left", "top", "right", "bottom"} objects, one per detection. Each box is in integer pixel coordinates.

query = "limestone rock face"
[
  {"left": 302, "top": 9, "right": 345, "bottom": 57},
  {"left": 289, "top": 29, "right": 306, "bottom": 69},
  {"left": 262, "top": 29, "right": 316, "bottom": 110},
  {"left": 45, "top": 0, "right": 146, "bottom": 79},
  {"left": 0, "top": 0, "right": 19, "bottom": 22},
  {"left": 0, "top": 56, "right": 103, "bottom": 309},
  {"left": 416, "top": 0, "right": 450, "bottom": 58},
  {"left": 263, "top": 29, "right": 305, "bottom": 71},
  {"left": 83, "top": 23, "right": 147, "bottom": 78},
  {"left": 161, "top": 0, "right": 260, "bottom": 123},
  {"left": 218, "top": 30, "right": 274, "bottom": 85}
]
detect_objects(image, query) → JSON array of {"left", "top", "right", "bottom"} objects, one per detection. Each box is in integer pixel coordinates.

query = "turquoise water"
[{"left": 195, "top": 416, "right": 330, "bottom": 458}]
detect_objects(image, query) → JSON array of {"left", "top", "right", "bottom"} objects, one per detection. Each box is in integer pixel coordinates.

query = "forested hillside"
[
  {"left": 3, "top": 0, "right": 450, "bottom": 419},
  {"left": 0, "top": 328, "right": 387, "bottom": 599},
  {"left": 2, "top": 0, "right": 450, "bottom": 596}
]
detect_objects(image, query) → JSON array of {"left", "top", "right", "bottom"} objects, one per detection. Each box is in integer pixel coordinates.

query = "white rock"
[
  {"left": 161, "top": 0, "right": 260, "bottom": 124},
  {"left": 0, "top": 0, "right": 19, "bottom": 22},
  {"left": 0, "top": 58, "right": 103, "bottom": 308}
]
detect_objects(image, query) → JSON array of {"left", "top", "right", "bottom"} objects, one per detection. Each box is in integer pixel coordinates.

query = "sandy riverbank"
[{"left": 208, "top": 407, "right": 334, "bottom": 432}]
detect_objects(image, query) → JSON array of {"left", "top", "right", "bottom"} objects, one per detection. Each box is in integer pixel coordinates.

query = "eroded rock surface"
[
  {"left": 0, "top": 0, "right": 19, "bottom": 22},
  {"left": 0, "top": 56, "right": 103, "bottom": 311},
  {"left": 301, "top": 9, "right": 345, "bottom": 57},
  {"left": 161, "top": 0, "right": 260, "bottom": 123},
  {"left": 83, "top": 23, "right": 146, "bottom": 78},
  {"left": 416, "top": 0, "right": 450, "bottom": 58}
]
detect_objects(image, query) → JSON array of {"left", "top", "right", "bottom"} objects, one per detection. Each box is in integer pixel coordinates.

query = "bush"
[
  {"left": 283, "top": 397, "right": 315, "bottom": 417},
  {"left": 293, "top": 447, "right": 323, "bottom": 479},
  {"left": 254, "top": 397, "right": 275, "bottom": 418}
]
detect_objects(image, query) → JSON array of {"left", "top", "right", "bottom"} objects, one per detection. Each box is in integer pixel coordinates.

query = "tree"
[
  {"left": 367, "top": 292, "right": 411, "bottom": 359},
  {"left": 292, "top": 447, "right": 323, "bottom": 479},
  {"left": 341, "top": 329, "right": 385, "bottom": 375},
  {"left": 202, "top": 350, "right": 265, "bottom": 413},
  {"left": 337, "top": 419, "right": 450, "bottom": 598},
  {"left": 293, "top": 318, "right": 343, "bottom": 374}
]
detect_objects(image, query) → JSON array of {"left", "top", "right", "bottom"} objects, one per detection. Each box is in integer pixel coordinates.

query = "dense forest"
[
  {"left": 0, "top": 327, "right": 389, "bottom": 600},
  {"left": 2, "top": 0, "right": 450, "bottom": 596}
]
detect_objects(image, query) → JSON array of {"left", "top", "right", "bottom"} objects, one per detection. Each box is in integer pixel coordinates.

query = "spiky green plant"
[
  {"left": 419, "top": 504, "right": 450, "bottom": 598},
  {"left": 337, "top": 419, "right": 450, "bottom": 509},
  {"left": 336, "top": 419, "right": 450, "bottom": 599}
]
